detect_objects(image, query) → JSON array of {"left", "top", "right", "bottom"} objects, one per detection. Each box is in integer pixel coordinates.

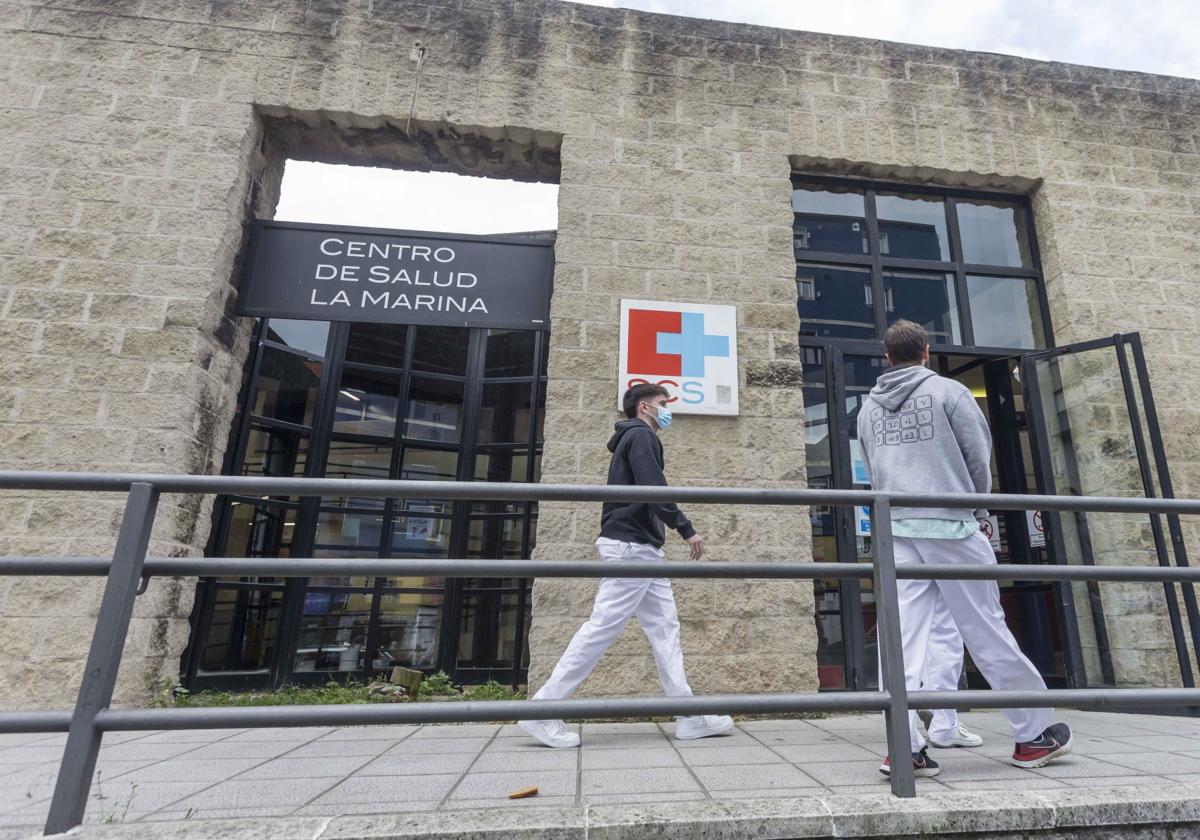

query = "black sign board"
[{"left": 238, "top": 221, "right": 554, "bottom": 330}]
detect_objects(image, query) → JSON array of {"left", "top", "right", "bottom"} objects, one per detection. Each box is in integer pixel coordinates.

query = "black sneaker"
[
  {"left": 879, "top": 746, "right": 940, "bottom": 778},
  {"left": 1012, "top": 722, "right": 1072, "bottom": 768}
]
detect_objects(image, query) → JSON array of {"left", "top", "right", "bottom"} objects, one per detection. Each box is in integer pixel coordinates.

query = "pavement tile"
[
  {"left": 141, "top": 805, "right": 299, "bottom": 820},
  {"left": 234, "top": 755, "right": 376, "bottom": 780},
  {"left": 225, "top": 727, "right": 334, "bottom": 742},
  {"left": 447, "top": 770, "right": 577, "bottom": 800},
  {"left": 382, "top": 737, "right": 491, "bottom": 755},
  {"left": 167, "top": 777, "right": 340, "bottom": 811},
  {"left": 574, "top": 733, "right": 662, "bottom": 751},
  {"left": 0, "top": 746, "right": 71, "bottom": 764},
  {"left": 174, "top": 740, "right": 308, "bottom": 761},
  {"left": 801, "top": 759, "right": 891, "bottom": 786},
  {"left": 582, "top": 767, "right": 700, "bottom": 795},
  {"left": 100, "top": 757, "right": 263, "bottom": 783},
  {"left": 748, "top": 729, "right": 849, "bottom": 747},
  {"left": 942, "top": 777, "right": 1070, "bottom": 791},
  {"left": 581, "top": 722, "right": 664, "bottom": 735},
  {"left": 1032, "top": 755, "right": 1150, "bottom": 779},
  {"left": 1062, "top": 775, "right": 1168, "bottom": 788},
  {"left": 311, "top": 773, "right": 460, "bottom": 804},
  {"left": 679, "top": 745, "right": 788, "bottom": 766},
  {"left": 1110, "top": 734, "right": 1200, "bottom": 752},
  {"left": 1069, "top": 737, "right": 1150, "bottom": 756},
  {"left": 1106, "top": 751, "right": 1200, "bottom": 774},
  {"left": 580, "top": 791, "right": 708, "bottom": 804},
  {"left": 86, "top": 779, "right": 217, "bottom": 816},
  {"left": 96, "top": 742, "right": 205, "bottom": 762},
  {"left": 446, "top": 796, "right": 577, "bottom": 809},
  {"left": 692, "top": 763, "right": 821, "bottom": 791},
  {"left": 0, "top": 761, "right": 58, "bottom": 781},
  {"left": 318, "top": 725, "right": 419, "bottom": 741},
  {"left": 738, "top": 720, "right": 825, "bottom": 732},
  {"left": 470, "top": 749, "right": 578, "bottom": 773},
  {"left": 133, "top": 729, "right": 246, "bottom": 743},
  {"left": 934, "top": 755, "right": 1039, "bottom": 781},
  {"left": 289, "top": 738, "right": 403, "bottom": 758},
  {"left": 357, "top": 751, "right": 478, "bottom": 776},
  {"left": 709, "top": 786, "right": 825, "bottom": 799},
  {"left": 771, "top": 743, "right": 880, "bottom": 763},
  {"left": 582, "top": 748, "right": 681, "bottom": 770},
  {"left": 408, "top": 724, "right": 500, "bottom": 739},
  {"left": 291, "top": 800, "right": 439, "bottom": 816}
]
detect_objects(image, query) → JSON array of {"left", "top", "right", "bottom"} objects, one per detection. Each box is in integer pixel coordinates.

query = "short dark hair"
[
  {"left": 622, "top": 383, "right": 669, "bottom": 419},
  {"left": 884, "top": 319, "right": 928, "bottom": 364}
]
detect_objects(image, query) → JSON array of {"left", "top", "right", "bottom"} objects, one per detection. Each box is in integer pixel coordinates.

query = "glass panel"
[
  {"left": 485, "top": 330, "right": 536, "bottom": 377},
  {"left": 314, "top": 509, "right": 385, "bottom": 552},
  {"left": 404, "top": 376, "right": 464, "bottom": 443},
  {"left": 264, "top": 318, "right": 330, "bottom": 357},
  {"left": 883, "top": 270, "right": 961, "bottom": 345},
  {"left": 412, "top": 325, "right": 469, "bottom": 376},
  {"left": 376, "top": 592, "right": 442, "bottom": 669},
  {"left": 1031, "top": 345, "right": 1177, "bottom": 688},
  {"left": 457, "top": 589, "right": 521, "bottom": 668},
  {"left": 321, "top": 439, "right": 391, "bottom": 511},
  {"left": 967, "top": 275, "right": 1045, "bottom": 349},
  {"left": 197, "top": 586, "right": 283, "bottom": 673},
  {"left": 475, "top": 449, "right": 532, "bottom": 483},
  {"left": 468, "top": 516, "right": 527, "bottom": 556},
  {"left": 294, "top": 590, "right": 373, "bottom": 673},
  {"left": 252, "top": 346, "right": 322, "bottom": 426},
  {"left": 875, "top": 192, "right": 950, "bottom": 261},
  {"left": 241, "top": 425, "right": 309, "bottom": 478},
  {"left": 796, "top": 262, "right": 875, "bottom": 340},
  {"left": 334, "top": 369, "right": 402, "bottom": 437},
  {"left": 400, "top": 446, "right": 458, "bottom": 481},
  {"left": 222, "top": 498, "right": 298, "bottom": 560},
  {"left": 478, "top": 382, "right": 533, "bottom": 445},
  {"left": 792, "top": 184, "right": 868, "bottom": 255},
  {"left": 345, "top": 323, "right": 409, "bottom": 368},
  {"left": 956, "top": 198, "right": 1033, "bottom": 268},
  {"left": 391, "top": 506, "right": 453, "bottom": 559}
]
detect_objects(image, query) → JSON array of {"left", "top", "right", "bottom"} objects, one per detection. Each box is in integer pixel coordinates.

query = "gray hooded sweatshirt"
[{"left": 856, "top": 364, "right": 992, "bottom": 522}]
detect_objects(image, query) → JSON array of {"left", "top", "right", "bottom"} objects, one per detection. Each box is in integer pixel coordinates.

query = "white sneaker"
[
  {"left": 930, "top": 722, "right": 984, "bottom": 748},
  {"left": 518, "top": 718, "right": 580, "bottom": 749},
  {"left": 674, "top": 715, "right": 735, "bottom": 740}
]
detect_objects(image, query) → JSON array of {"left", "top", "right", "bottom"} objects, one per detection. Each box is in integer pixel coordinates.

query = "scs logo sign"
[{"left": 618, "top": 299, "right": 739, "bottom": 416}]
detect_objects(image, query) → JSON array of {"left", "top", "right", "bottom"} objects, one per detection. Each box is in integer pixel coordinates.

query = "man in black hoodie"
[{"left": 518, "top": 383, "right": 734, "bottom": 748}]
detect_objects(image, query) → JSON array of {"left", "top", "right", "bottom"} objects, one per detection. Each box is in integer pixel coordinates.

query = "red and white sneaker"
[
  {"left": 879, "top": 747, "right": 940, "bottom": 778},
  {"left": 1011, "top": 723, "right": 1072, "bottom": 768}
]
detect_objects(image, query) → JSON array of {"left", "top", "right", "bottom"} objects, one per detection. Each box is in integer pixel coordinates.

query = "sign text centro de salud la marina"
[{"left": 238, "top": 221, "right": 553, "bottom": 331}]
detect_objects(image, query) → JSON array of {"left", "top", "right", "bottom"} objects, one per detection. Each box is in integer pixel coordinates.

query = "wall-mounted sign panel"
[
  {"left": 238, "top": 221, "right": 553, "bottom": 330},
  {"left": 618, "top": 299, "right": 739, "bottom": 416}
]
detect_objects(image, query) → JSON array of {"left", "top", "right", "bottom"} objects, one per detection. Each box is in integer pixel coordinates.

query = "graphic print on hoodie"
[
  {"left": 855, "top": 365, "right": 994, "bottom": 523},
  {"left": 599, "top": 419, "right": 695, "bottom": 549}
]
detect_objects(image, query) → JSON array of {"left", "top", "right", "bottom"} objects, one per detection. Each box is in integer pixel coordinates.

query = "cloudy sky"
[{"left": 277, "top": 0, "right": 1198, "bottom": 232}]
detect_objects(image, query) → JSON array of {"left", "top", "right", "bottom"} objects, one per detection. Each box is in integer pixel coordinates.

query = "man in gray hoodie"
[{"left": 858, "top": 320, "right": 1071, "bottom": 779}]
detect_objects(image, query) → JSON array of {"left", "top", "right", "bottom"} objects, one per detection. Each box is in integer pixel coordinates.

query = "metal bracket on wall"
[{"left": 406, "top": 41, "right": 427, "bottom": 136}]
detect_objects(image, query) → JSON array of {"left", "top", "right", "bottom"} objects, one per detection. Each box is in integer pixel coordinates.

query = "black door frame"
[
  {"left": 1021, "top": 332, "right": 1199, "bottom": 691},
  {"left": 183, "top": 322, "right": 549, "bottom": 692},
  {"left": 803, "top": 335, "right": 1080, "bottom": 691}
]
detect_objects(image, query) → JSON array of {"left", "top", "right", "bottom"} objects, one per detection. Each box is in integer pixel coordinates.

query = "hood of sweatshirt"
[
  {"left": 607, "top": 419, "right": 652, "bottom": 452},
  {"left": 869, "top": 364, "right": 939, "bottom": 412}
]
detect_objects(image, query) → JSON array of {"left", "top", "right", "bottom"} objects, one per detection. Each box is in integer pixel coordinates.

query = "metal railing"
[{"left": 2, "top": 471, "right": 1200, "bottom": 835}]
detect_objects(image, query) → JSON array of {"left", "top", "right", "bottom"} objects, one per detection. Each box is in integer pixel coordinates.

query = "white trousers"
[
  {"left": 892, "top": 531, "right": 1052, "bottom": 752},
  {"left": 532, "top": 538, "right": 693, "bottom": 703},
  {"left": 922, "top": 595, "right": 965, "bottom": 743}
]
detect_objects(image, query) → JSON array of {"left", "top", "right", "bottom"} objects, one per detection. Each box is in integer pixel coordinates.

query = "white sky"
[{"left": 277, "top": 0, "right": 1197, "bottom": 231}]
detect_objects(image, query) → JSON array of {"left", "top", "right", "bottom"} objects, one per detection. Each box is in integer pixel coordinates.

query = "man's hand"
[{"left": 686, "top": 534, "right": 704, "bottom": 560}]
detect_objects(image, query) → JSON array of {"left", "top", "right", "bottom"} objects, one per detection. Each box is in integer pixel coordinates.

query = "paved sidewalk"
[{"left": 4, "top": 709, "right": 1200, "bottom": 834}]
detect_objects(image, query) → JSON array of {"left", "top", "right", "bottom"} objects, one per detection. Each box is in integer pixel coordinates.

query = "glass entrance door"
[
  {"left": 184, "top": 317, "right": 548, "bottom": 691},
  {"left": 1021, "top": 333, "right": 1199, "bottom": 689}
]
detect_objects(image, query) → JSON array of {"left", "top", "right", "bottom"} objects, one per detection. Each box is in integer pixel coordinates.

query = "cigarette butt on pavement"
[{"left": 508, "top": 785, "right": 539, "bottom": 799}]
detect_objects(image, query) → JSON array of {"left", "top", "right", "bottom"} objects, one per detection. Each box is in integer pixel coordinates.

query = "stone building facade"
[{"left": 0, "top": 0, "right": 1198, "bottom": 708}]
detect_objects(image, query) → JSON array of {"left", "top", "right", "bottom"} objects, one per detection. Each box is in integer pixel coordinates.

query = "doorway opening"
[{"left": 182, "top": 138, "right": 560, "bottom": 692}]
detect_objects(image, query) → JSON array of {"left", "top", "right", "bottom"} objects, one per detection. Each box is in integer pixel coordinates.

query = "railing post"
[
  {"left": 44, "top": 482, "right": 159, "bottom": 836},
  {"left": 871, "top": 496, "right": 915, "bottom": 797}
]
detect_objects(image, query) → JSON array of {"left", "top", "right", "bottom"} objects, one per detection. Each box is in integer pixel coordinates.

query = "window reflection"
[
  {"left": 405, "top": 377, "right": 464, "bottom": 443},
  {"left": 792, "top": 186, "right": 868, "bottom": 255},
  {"left": 875, "top": 193, "right": 950, "bottom": 261},
  {"left": 883, "top": 270, "right": 961, "bottom": 345},
  {"left": 345, "top": 323, "right": 409, "bottom": 368},
  {"left": 264, "top": 318, "right": 330, "bottom": 357},
  {"left": 956, "top": 199, "right": 1033, "bottom": 268},
  {"left": 967, "top": 275, "right": 1045, "bottom": 349},
  {"left": 334, "top": 370, "right": 401, "bottom": 437},
  {"left": 253, "top": 347, "right": 322, "bottom": 425},
  {"left": 796, "top": 263, "right": 875, "bottom": 340}
]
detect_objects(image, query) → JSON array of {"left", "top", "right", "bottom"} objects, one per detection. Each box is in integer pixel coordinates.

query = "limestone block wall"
[{"left": 0, "top": 0, "right": 1198, "bottom": 706}]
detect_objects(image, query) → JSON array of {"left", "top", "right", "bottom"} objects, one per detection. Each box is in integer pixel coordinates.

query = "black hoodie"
[{"left": 598, "top": 419, "right": 696, "bottom": 548}]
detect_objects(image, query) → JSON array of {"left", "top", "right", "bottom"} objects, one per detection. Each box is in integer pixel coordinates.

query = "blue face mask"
[{"left": 649, "top": 403, "right": 672, "bottom": 431}]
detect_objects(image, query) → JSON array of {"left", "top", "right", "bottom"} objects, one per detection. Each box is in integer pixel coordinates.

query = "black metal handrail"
[{"left": 0, "top": 470, "right": 1198, "bottom": 834}]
